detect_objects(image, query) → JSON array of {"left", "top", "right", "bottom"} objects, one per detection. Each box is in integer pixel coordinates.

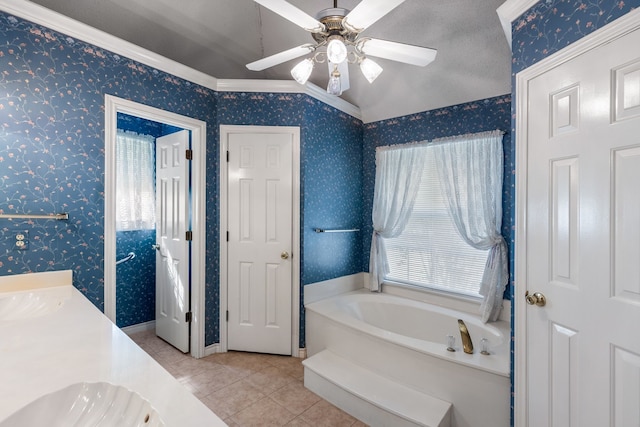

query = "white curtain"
[
  {"left": 116, "top": 130, "right": 156, "bottom": 231},
  {"left": 369, "top": 145, "right": 426, "bottom": 291},
  {"left": 432, "top": 130, "right": 508, "bottom": 322}
]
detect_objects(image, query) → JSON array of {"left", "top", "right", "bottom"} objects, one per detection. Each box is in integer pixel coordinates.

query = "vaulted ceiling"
[{"left": 26, "top": 0, "right": 512, "bottom": 122}]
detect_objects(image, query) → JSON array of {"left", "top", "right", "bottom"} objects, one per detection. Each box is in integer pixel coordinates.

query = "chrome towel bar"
[
  {"left": 314, "top": 228, "right": 360, "bottom": 233},
  {"left": 0, "top": 213, "right": 69, "bottom": 220}
]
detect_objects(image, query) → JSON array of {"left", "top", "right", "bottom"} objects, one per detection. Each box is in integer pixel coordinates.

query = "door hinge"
[
  {"left": 186, "top": 230, "right": 193, "bottom": 241},
  {"left": 226, "top": 310, "right": 229, "bottom": 322},
  {"left": 226, "top": 231, "right": 229, "bottom": 242},
  {"left": 185, "top": 311, "right": 192, "bottom": 323},
  {"left": 226, "top": 150, "right": 229, "bottom": 162},
  {"left": 186, "top": 149, "right": 193, "bottom": 160}
]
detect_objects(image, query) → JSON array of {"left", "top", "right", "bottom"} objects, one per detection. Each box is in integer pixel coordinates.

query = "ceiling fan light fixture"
[
  {"left": 326, "top": 38, "right": 348, "bottom": 64},
  {"left": 327, "top": 66, "right": 342, "bottom": 95},
  {"left": 291, "top": 58, "right": 314, "bottom": 84},
  {"left": 359, "top": 57, "right": 383, "bottom": 83}
]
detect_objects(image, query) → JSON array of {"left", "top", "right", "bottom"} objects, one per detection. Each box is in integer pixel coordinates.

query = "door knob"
[
  {"left": 280, "top": 251, "right": 290, "bottom": 260},
  {"left": 152, "top": 244, "right": 160, "bottom": 250},
  {"left": 525, "top": 291, "right": 546, "bottom": 307}
]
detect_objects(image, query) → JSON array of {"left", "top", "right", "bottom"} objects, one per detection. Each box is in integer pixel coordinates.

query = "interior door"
[
  {"left": 227, "top": 131, "right": 293, "bottom": 355},
  {"left": 155, "top": 130, "right": 191, "bottom": 353},
  {"left": 524, "top": 27, "right": 640, "bottom": 426}
]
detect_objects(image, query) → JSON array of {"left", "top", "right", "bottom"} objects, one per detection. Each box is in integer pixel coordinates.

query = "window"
[
  {"left": 384, "top": 149, "right": 488, "bottom": 298},
  {"left": 370, "top": 130, "right": 507, "bottom": 321},
  {"left": 116, "top": 130, "right": 156, "bottom": 231}
]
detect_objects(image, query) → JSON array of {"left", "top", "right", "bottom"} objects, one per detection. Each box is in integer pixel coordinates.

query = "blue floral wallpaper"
[
  {"left": 362, "top": 95, "right": 514, "bottom": 300},
  {"left": 116, "top": 229, "right": 155, "bottom": 327},
  {"left": 0, "top": 11, "right": 218, "bottom": 332},
  {"left": 512, "top": 0, "right": 640, "bottom": 74}
]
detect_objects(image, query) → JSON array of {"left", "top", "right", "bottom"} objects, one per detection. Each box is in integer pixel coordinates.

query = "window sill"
[{"left": 381, "top": 280, "right": 483, "bottom": 315}]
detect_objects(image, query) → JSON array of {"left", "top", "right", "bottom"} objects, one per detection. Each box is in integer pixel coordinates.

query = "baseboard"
[
  {"left": 121, "top": 320, "right": 155, "bottom": 335},
  {"left": 298, "top": 348, "right": 307, "bottom": 359},
  {"left": 304, "top": 273, "right": 366, "bottom": 305},
  {"left": 204, "top": 343, "right": 221, "bottom": 357}
]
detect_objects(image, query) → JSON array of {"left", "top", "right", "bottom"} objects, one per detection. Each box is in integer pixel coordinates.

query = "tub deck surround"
[
  {"left": 305, "top": 290, "right": 510, "bottom": 427},
  {"left": 0, "top": 271, "right": 225, "bottom": 426}
]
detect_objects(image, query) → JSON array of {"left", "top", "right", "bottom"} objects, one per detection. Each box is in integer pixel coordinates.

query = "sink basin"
[
  {"left": 0, "top": 285, "right": 71, "bottom": 321},
  {"left": 0, "top": 382, "right": 165, "bottom": 427}
]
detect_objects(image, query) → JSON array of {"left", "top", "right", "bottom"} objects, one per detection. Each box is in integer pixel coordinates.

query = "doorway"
[
  {"left": 219, "top": 125, "right": 301, "bottom": 356},
  {"left": 104, "top": 95, "right": 207, "bottom": 358}
]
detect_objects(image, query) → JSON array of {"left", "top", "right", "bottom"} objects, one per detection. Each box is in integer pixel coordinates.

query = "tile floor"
[{"left": 129, "top": 330, "right": 367, "bottom": 426}]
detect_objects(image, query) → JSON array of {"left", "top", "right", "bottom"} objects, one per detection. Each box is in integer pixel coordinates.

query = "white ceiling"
[{"left": 26, "top": 0, "right": 512, "bottom": 123}]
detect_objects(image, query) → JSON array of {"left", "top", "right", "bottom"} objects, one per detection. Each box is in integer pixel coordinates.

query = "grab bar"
[
  {"left": 0, "top": 213, "right": 69, "bottom": 220},
  {"left": 116, "top": 252, "right": 136, "bottom": 265},
  {"left": 314, "top": 228, "right": 360, "bottom": 233}
]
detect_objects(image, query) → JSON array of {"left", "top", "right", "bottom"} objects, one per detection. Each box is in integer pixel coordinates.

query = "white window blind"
[
  {"left": 384, "top": 147, "right": 488, "bottom": 297},
  {"left": 116, "top": 130, "right": 156, "bottom": 231}
]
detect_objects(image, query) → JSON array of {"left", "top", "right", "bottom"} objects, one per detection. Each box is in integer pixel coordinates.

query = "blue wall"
[
  {"left": 0, "top": 12, "right": 364, "bottom": 348},
  {"left": 362, "top": 95, "right": 514, "bottom": 299}
]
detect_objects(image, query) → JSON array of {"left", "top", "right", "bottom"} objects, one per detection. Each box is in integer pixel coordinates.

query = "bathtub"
[{"left": 305, "top": 290, "right": 510, "bottom": 427}]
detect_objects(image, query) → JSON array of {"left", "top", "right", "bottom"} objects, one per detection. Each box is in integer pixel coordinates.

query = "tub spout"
[{"left": 458, "top": 319, "right": 474, "bottom": 354}]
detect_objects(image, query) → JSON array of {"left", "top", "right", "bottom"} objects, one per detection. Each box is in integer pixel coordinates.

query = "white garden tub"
[{"left": 305, "top": 290, "right": 510, "bottom": 427}]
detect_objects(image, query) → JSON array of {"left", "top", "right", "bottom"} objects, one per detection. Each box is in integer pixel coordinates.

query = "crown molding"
[
  {"left": 0, "top": 0, "right": 362, "bottom": 120},
  {"left": 497, "top": 0, "right": 540, "bottom": 48},
  {"left": 217, "top": 79, "right": 362, "bottom": 120},
  {"left": 0, "top": 0, "right": 219, "bottom": 91}
]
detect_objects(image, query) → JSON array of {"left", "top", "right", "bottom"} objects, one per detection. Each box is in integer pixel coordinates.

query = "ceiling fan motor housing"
[{"left": 312, "top": 8, "right": 356, "bottom": 44}]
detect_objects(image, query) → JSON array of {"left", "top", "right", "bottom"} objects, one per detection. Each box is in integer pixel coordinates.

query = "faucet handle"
[{"left": 446, "top": 334, "right": 456, "bottom": 352}]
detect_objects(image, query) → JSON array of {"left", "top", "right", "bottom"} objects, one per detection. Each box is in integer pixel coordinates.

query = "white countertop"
[{"left": 0, "top": 270, "right": 226, "bottom": 426}]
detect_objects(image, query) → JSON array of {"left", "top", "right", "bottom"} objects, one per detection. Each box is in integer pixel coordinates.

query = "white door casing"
[
  {"left": 104, "top": 95, "right": 207, "bottom": 358},
  {"left": 219, "top": 125, "right": 301, "bottom": 356},
  {"left": 516, "top": 11, "right": 640, "bottom": 427},
  {"left": 155, "top": 130, "right": 191, "bottom": 353}
]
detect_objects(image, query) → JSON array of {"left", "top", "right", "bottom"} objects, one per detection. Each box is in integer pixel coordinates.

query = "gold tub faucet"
[{"left": 458, "top": 319, "right": 474, "bottom": 354}]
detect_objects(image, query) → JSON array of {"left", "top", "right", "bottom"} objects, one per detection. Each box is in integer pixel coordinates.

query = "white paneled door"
[
  {"left": 227, "top": 130, "right": 293, "bottom": 355},
  {"left": 522, "top": 26, "right": 640, "bottom": 426},
  {"left": 155, "top": 130, "right": 191, "bottom": 353}
]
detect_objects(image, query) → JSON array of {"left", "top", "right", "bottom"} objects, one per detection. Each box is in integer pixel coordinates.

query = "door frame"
[
  {"left": 104, "top": 94, "right": 207, "bottom": 358},
  {"left": 514, "top": 9, "right": 640, "bottom": 425},
  {"left": 219, "top": 125, "right": 301, "bottom": 356}
]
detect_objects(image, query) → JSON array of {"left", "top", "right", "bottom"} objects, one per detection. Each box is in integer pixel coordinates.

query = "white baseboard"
[
  {"left": 121, "top": 320, "right": 155, "bottom": 335},
  {"left": 204, "top": 343, "right": 221, "bottom": 357},
  {"left": 303, "top": 273, "right": 366, "bottom": 305},
  {"left": 298, "top": 348, "right": 307, "bottom": 359}
]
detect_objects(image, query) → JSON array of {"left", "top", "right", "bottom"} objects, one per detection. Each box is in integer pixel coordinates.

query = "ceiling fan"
[{"left": 246, "top": 0, "right": 437, "bottom": 96}]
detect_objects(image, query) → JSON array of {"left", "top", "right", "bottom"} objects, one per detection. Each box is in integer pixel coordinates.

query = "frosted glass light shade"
[
  {"left": 327, "top": 39, "right": 348, "bottom": 64},
  {"left": 327, "top": 74, "right": 342, "bottom": 96},
  {"left": 360, "top": 58, "right": 383, "bottom": 83},
  {"left": 291, "top": 58, "right": 314, "bottom": 84}
]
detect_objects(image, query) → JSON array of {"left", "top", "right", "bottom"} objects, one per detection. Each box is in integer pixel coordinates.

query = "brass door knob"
[
  {"left": 525, "top": 291, "right": 546, "bottom": 307},
  {"left": 280, "top": 251, "right": 290, "bottom": 260}
]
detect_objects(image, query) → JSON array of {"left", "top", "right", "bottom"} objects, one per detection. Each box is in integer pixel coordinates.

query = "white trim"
[
  {"left": 303, "top": 273, "right": 366, "bottom": 305},
  {"left": 0, "top": 0, "right": 361, "bottom": 120},
  {"left": 204, "top": 343, "right": 221, "bottom": 357},
  {"left": 216, "top": 80, "right": 362, "bottom": 120},
  {"left": 496, "top": 0, "right": 540, "bottom": 48},
  {"left": 219, "top": 125, "right": 301, "bottom": 357},
  {"left": 298, "top": 348, "right": 307, "bottom": 359},
  {"left": 121, "top": 320, "right": 156, "bottom": 336},
  {"left": 514, "top": 9, "right": 640, "bottom": 425},
  {"left": 104, "top": 95, "right": 207, "bottom": 359}
]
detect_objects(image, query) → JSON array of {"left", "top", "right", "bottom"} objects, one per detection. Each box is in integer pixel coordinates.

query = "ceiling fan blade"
[
  {"left": 246, "top": 45, "right": 315, "bottom": 71},
  {"left": 359, "top": 38, "right": 437, "bottom": 67},
  {"left": 254, "top": 0, "right": 324, "bottom": 33},
  {"left": 343, "top": 0, "right": 406, "bottom": 32}
]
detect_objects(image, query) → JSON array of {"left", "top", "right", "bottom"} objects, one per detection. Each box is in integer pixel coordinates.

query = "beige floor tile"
[
  {"left": 209, "top": 379, "right": 265, "bottom": 415},
  {"left": 285, "top": 417, "right": 313, "bottom": 426},
  {"left": 269, "top": 381, "right": 321, "bottom": 415},
  {"left": 299, "top": 399, "right": 358, "bottom": 427},
  {"left": 352, "top": 421, "right": 369, "bottom": 427},
  {"left": 230, "top": 397, "right": 296, "bottom": 426},
  {"left": 187, "top": 366, "right": 244, "bottom": 393},
  {"left": 244, "top": 365, "right": 296, "bottom": 394}
]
